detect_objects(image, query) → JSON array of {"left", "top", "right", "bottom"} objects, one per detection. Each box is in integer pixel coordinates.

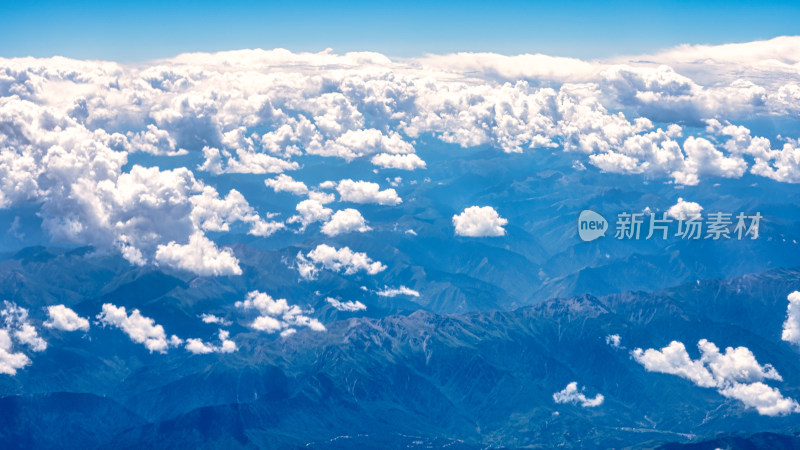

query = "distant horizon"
[{"left": 2, "top": 0, "right": 799, "bottom": 62}]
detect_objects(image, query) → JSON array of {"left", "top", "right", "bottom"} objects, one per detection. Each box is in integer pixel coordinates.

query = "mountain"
[{"left": 1, "top": 255, "right": 799, "bottom": 448}]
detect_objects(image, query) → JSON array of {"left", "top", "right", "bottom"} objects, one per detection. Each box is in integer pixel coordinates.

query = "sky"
[{"left": 1, "top": 0, "right": 799, "bottom": 61}]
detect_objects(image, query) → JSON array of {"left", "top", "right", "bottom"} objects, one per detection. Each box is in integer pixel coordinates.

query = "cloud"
[
  {"left": 553, "top": 382, "right": 604, "bottom": 407},
  {"left": 287, "top": 198, "right": 334, "bottom": 232},
  {"left": 44, "top": 305, "right": 90, "bottom": 332},
  {"left": 185, "top": 329, "right": 237, "bottom": 354},
  {"left": 605, "top": 334, "right": 621, "bottom": 348},
  {"left": 0, "top": 302, "right": 46, "bottom": 376},
  {"left": 672, "top": 137, "right": 747, "bottom": 186},
  {"left": 5, "top": 41, "right": 800, "bottom": 273},
  {"left": 127, "top": 124, "right": 186, "bottom": 156},
  {"left": 666, "top": 198, "right": 703, "bottom": 220},
  {"left": 326, "top": 297, "right": 367, "bottom": 312},
  {"left": 452, "top": 206, "right": 507, "bottom": 237},
  {"left": 321, "top": 208, "right": 371, "bottom": 236},
  {"left": 376, "top": 286, "right": 420, "bottom": 297},
  {"left": 155, "top": 232, "right": 242, "bottom": 276},
  {"left": 633, "top": 339, "right": 799, "bottom": 416},
  {"left": 312, "top": 129, "right": 415, "bottom": 161},
  {"left": 200, "top": 313, "right": 232, "bottom": 326},
  {"left": 782, "top": 291, "right": 800, "bottom": 346},
  {"left": 370, "top": 153, "right": 427, "bottom": 170},
  {"left": 295, "top": 244, "right": 386, "bottom": 280},
  {"left": 197, "top": 145, "right": 298, "bottom": 175},
  {"left": 190, "top": 186, "right": 283, "bottom": 237},
  {"left": 0, "top": 329, "right": 30, "bottom": 376},
  {"left": 184, "top": 338, "right": 215, "bottom": 354},
  {"left": 336, "top": 179, "right": 402, "bottom": 205},
  {"left": 236, "top": 290, "right": 325, "bottom": 335},
  {"left": 96, "top": 303, "right": 182, "bottom": 353},
  {"left": 1, "top": 302, "right": 46, "bottom": 352},
  {"left": 264, "top": 174, "right": 309, "bottom": 196}
]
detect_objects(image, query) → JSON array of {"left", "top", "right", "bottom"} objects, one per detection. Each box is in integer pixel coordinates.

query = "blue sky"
[{"left": 1, "top": 0, "right": 799, "bottom": 61}]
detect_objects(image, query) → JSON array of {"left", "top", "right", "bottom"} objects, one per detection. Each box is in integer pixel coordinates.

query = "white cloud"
[
  {"left": 371, "top": 153, "right": 427, "bottom": 170},
  {"left": 280, "top": 328, "right": 297, "bottom": 338},
  {"left": 287, "top": 198, "right": 334, "bottom": 232},
  {"left": 376, "top": 286, "right": 420, "bottom": 297},
  {"left": 782, "top": 291, "right": 800, "bottom": 346},
  {"left": 197, "top": 146, "right": 298, "bottom": 175},
  {"left": 336, "top": 179, "right": 402, "bottom": 206},
  {"left": 0, "top": 329, "right": 30, "bottom": 376},
  {"left": 1, "top": 302, "right": 46, "bottom": 352},
  {"left": 633, "top": 339, "right": 799, "bottom": 416},
  {"left": 326, "top": 297, "right": 367, "bottom": 312},
  {"left": 312, "top": 129, "right": 415, "bottom": 161},
  {"left": 155, "top": 232, "right": 242, "bottom": 276},
  {"left": 264, "top": 174, "right": 309, "bottom": 196},
  {"left": 633, "top": 340, "right": 717, "bottom": 387},
  {"left": 190, "top": 186, "right": 282, "bottom": 237},
  {"left": 127, "top": 124, "right": 186, "bottom": 156},
  {"left": 453, "top": 206, "right": 507, "bottom": 237},
  {"left": 44, "top": 305, "right": 90, "bottom": 332},
  {"left": 5, "top": 41, "right": 800, "bottom": 273},
  {"left": 184, "top": 338, "right": 215, "bottom": 354},
  {"left": 295, "top": 244, "right": 386, "bottom": 280},
  {"left": 200, "top": 313, "right": 231, "bottom": 326},
  {"left": 666, "top": 198, "right": 703, "bottom": 220},
  {"left": 605, "top": 334, "right": 621, "bottom": 348},
  {"left": 553, "top": 382, "right": 604, "bottom": 408},
  {"left": 672, "top": 137, "right": 747, "bottom": 186},
  {"left": 96, "top": 303, "right": 182, "bottom": 354},
  {"left": 236, "top": 290, "right": 325, "bottom": 335},
  {"left": 718, "top": 382, "right": 800, "bottom": 418},
  {"left": 321, "top": 208, "right": 371, "bottom": 236},
  {"left": 185, "top": 329, "right": 237, "bottom": 354}
]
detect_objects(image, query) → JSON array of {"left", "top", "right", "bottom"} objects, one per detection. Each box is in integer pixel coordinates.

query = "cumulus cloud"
[
  {"left": 453, "top": 206, "right": 507, "bottom": 237},
  {"left": 312, "top": 129, "right": 415, "bottom": 160},
  {"left": 236, "top": 291, "right": 325, "bottom": 335},
  {"left": 0, "top": 301, "right": 54, "bottom": 376},
  {"left": 320, "top": 208, "right": 371, "bottom": 236},
  {"left": 553, "top": 382, "right": 604, "bottom": 407},
  {"left": 190, "top": 186, "right": 283, "bottom": 237},
  {"left": 605, "top": 334, "right": 621, "bottom": 348},
  {"left": 782, "top": 291, "right": 800, "bottom": 346},
  {"left": 1, "top": 302, "right": 46, "bottom": 352},
  {"left": 4, "top": 41, "right": 800, "bottom": 273},
  {"left": 155, "top": 232, "right": 242, "bottom": 276},
  {"left": 96, "top": 303, "right": 182, "bottom": 353},
  {"left": 632, "top": 339, "right": 799, "bottom": 416},
  {"left": 326, "top": 297, "right": 367, "bottom": 312},
  {"left": 44, "top": 305, "right": 90, "bottom": 332},
  {"left": 0, "top": 329, "right": 30, "bottom": 376},
  {"left": 376, "top": 286, "right": 420, "bottom": 297},
  {"left": 264, "top": 174, "right": 309, "bottom": 196},
  {"left": 666, "top": 198, "right": 703, "bottom": 220},
  {"left": 370, "top": 153, "right": 427, "bottom": 170},
  {"left": 295, "top": 244, "right": 386, "bottom": 280},
  {"left": 336, "top": 179, "right": 402, "bottom": 205},
  {"left": 127, "top": 124, "right": 187, "bottom": 156},
  {"left": 200, "top": 313, "right": 231, "bottom": 326},
  {"left": 288, "top": 198, "right": 334, "bottom": 232},
  {"left": 185, "top": 329, "right": 237, "bottom": 354},
  {"left": 197, "top": 145, "right": 298, "bottom": 175}
]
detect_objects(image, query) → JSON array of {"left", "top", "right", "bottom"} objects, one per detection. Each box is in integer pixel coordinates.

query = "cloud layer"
[{"left": 3, "top": 39, "right": 800, "bottom": 272}]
